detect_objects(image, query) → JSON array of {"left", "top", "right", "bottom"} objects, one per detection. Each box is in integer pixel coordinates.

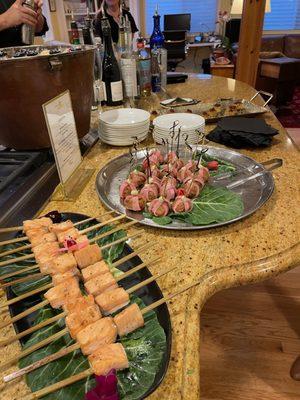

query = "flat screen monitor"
[{"left": 164, "top": 14, "right": 191, "bottom": 32}]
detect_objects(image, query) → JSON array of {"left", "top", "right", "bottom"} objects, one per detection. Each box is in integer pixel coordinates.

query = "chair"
[{"left": 163, "top": 30, "right": 187, "bottom": 72}]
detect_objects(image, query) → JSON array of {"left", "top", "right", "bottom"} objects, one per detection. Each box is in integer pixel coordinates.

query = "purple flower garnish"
[{"left": 85, "top": 370, "right": 119, "bottom": 400}]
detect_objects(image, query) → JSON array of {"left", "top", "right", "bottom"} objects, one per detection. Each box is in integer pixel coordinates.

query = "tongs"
[{"left": 226, "top": 158, "right": 283, "bottom": 189}]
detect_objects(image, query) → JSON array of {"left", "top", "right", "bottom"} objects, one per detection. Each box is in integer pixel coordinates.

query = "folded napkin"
[{"left": 206, "top": 117, "right": 279, "bottom": 148}]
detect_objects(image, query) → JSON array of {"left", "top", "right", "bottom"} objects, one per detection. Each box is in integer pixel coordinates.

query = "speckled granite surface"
[{"left": 1, "top": 75, "right": 299, "bottom": 400}]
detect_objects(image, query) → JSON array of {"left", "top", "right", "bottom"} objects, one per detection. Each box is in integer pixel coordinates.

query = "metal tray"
[
  {"left": 160, "top": 91, "right": 273, "bottom": 123},
  {"left": 7, "top": 212, "right": 171, "bottom": 399},
  {"left": 95, "top": 146, "right": 275, "bottom": 231}
]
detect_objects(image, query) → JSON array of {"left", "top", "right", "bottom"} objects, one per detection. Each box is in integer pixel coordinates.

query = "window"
[
  {"left": 144, "top": 0, "right": 218, "bottom": 34},
  {"left": 264, "top": 0, "right": 300, "bottom": 30}
]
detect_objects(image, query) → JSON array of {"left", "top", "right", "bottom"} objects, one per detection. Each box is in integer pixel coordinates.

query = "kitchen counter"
[{"left": 1, "top": 75, "right": 300, "bottom": 400}]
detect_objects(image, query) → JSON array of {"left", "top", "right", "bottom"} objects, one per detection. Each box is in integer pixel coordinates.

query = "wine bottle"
[
  {"left": 151, "top": 47, "right": 161, "bottom": 92},
  {"left": 82, "top": 8, "right": 94, "bottom": 45},
  {"left": 150, "top": 5, "right": 165, "bottom": 50},
  {"left": 101, "top": 18, "right": 124, "bottom": 106}
]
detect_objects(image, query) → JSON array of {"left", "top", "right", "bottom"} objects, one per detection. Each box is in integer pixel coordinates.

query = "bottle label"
[
  {"left": 120, "top": 58, "right": 138, "bottom": 97},
  {"left": 138, "top": 59, "right": 151, "bottom": 93},
  {"left": 111, "top": 81, "right": 123, "bottom": 102}
]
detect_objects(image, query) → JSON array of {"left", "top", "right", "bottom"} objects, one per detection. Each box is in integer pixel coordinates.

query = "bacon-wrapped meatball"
[
  {"left": 124, "top": 190, "right": 146, "bottom": 211},
  {"left": 172, "top": 196, "right": 193, "bottom": 213},
  {"left": 194, "top": 166, "right": 210, "bottom": 183},
  {"left": 129, "top": 170, "right": 146, "bottom": 187},
  {"left": 148, "top": 197, "right": 170, "bottom": 217},
  {"left": 161, "top": 175, "right": 178, "bottom": 188},
  {"left": 148, "top": 176, "right": 161, "bottom": 191},
  {"left": 119, "top": 179, "right": 136, "bottom": 199},
  {"left": 177, "top": 166, "right": 193, "bottom": 183},
  {"left": 183, "top": 178, "right": 202, "bottom": 199},
  {"left": 160, "top": 181, "right": 177, "bottom": 201},
  {"left": 140, "top": 183, "right": 159, "bottom": 202}
]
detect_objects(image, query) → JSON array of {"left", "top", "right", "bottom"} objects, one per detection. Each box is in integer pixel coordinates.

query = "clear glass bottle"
[{"left": 136, "top": 36, "right": 151, "bottom": 97}]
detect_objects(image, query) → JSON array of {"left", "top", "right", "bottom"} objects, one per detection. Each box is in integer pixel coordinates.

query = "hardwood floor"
[{"left": 200, "top": 266, "right": 300, "bottom": 399}]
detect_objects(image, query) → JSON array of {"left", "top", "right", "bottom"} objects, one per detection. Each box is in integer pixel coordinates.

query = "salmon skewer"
[
  {"left": 2, "top": 265, "right": 174, "bottom": 381},
  {"left": 4, "top": 276, "right": 198, "bottom": 394},
  {"left": 0, "top": 230, "right": 140, "bottom": 311},
  {"left": 0, "top": 239, "right": 150, "bottom": 347},
  {"left": 0, "top": 219, "right": 138, "bottom": 287},
  {"left": 0, "top": 213, "right": 128, "bottom": 262},
  {"left": 0, "top": 210, "right": 114, "bottom": 240}
]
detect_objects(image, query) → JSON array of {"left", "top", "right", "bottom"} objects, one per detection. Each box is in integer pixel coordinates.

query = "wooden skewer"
[
  {"left": 0, "top": 219, "right": 137, "bottom": 269},
  {"left": 0, "top": 239, "right": 149, "bottom": 345},
  {"left": 0, "top": 327, "right": 69, "bottom": 370},
  {"left": 0, "top": 210, "right": 114, "bottom": 236},
  {"left": 0, "top": 214, "right": 126, "bottom": 258},
  {"left": 0, "top": 299, "right": 50, "bottom": 330},
  {"left": 0, "top": 228, "right": 141, "bottom": 289},
  {"left": 0, "top": 265, "right": 39, "bottom": 281},
  {"left": 0, "top": 230, "right": 141, "bottom": 309},
  {"left": 3, "top": 266, "right": 174, "bottom": 378},
  {"left": 14, "top": 272, "right": 199, "bottom": 400},
  {"left": 23, "top": 368, "right": 93, "bottom": 400},
  {"left": 0, "top": 311, "right": 66, "bottom": 347}
]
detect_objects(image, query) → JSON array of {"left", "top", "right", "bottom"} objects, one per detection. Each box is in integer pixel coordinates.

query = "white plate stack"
[
  {"left": 99, "top": 108, "right": 151, "bottom": 146},
  {"left": 153, "top": 113, "right": 205, "bottom": 145}
]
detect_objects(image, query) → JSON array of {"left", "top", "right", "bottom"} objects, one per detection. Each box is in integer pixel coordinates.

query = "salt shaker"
[{"left": 21, "top": 0, "right": 35, "bottom": 45}]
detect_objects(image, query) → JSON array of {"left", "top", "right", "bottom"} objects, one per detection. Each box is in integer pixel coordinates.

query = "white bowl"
[
  {"left": 99, "top": 132, "right": 148, "bottom": 146},
  {"left": 153, "top": 113, "right": 205, "bottom": 130},
  {"left": 99, "top": 108, "right": 151, "bottom": 126}
]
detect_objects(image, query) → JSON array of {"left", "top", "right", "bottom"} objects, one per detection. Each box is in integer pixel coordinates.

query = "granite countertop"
[{"left": 1, "top": 75, "right": 299, "bottom": 400}]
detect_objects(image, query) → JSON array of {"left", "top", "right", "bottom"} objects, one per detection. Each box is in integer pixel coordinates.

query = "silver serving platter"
[{"left": 95, "top": 146, "right": 275, "bottom": 230}]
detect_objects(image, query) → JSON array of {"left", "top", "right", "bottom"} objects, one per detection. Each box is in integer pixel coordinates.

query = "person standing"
[
  {"left": 94, "top": 0, "right": 138, "bottom": 44},
  {"left": 0, "top": 0, "right": 48, "bottom": 48}
]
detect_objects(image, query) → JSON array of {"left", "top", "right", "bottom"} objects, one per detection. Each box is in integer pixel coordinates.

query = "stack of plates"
[
  {"left": 99, "top": 108, "right": 150, "bottom": 146},
  {"left": 153, "top": 113, "right": 205, "bottom": 145}
]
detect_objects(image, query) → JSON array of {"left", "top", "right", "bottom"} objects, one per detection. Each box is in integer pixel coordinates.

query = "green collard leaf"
[
  {"left": 152, "top": 216, "right": 172, "bottom": 226},
  {"left": 185, "top": 186, "right": 244, "bottom": 225}
]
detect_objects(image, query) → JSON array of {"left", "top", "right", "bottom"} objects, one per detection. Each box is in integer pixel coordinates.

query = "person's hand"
[
  {"left": 34, "top": 0, "right": 45, "bottom": 33},
  {"left": 0, "top": 0, "right": 37, "bottom": 30}
]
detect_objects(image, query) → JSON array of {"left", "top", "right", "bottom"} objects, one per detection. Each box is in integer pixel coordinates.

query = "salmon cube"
[
  {"left": 76, "top": 317, "right": 117, "bottom": 355},
  {"left": 84, "top": 272, "right": 117, "bottom": 297},
  {"left": 44, "top": 277, "right": 81, "bottom": 309},
  {"left": 88, "top": 343, "right": 129, "bottom": 376},
  {"left": 51, "top": 269, "right": 79, "bottom": 285},
  {"left": 26, "top": 227, "right": 49, "bottom": 242},
  {"left": 81, "top": 260, "right": 110, "bottom": 282},
  {"left": 95, "top": 287, "right": 129, "bottom": 315},
  {"left": 48, "top": 253, "right": 77, "bottom": 275},
  {"left": 66, "top": 304, "right": 102, "bottom": 339},
  {"left": 63, "top": 294, "right": 95, "bottom": 314},
  {"left": 57, "top": 228, "right": 80, "bottom": 244},
  {"left": 74, "top": 244, "right": 102, "bottom": 269},
  {"left": 35, "top": 251, "right": 60, "bottom": 266},
  {"left": 23, "top": 217, "right": 53, "bottom": 232},
  {"left": 113, "top": 303, "right": 144, "bottom": 337},
  {"left": 32, "top": 242, "right": 60, "bottom": 259},
  {"left": 75, "top": 235, "right": 89, "bottom": 246},
  {"left": 49, "top": 220, "right": 74, "bottom": 234},
  {"left": 30, "top": 232, "right": 57, "bottom": 247}
]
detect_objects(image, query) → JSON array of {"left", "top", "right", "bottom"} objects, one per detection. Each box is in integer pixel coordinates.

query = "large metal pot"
[{"left": 0, "top": 44, "right": 95, "bottom": 150}]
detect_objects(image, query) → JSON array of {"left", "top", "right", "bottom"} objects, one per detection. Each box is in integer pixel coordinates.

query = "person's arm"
[{"left": 0, "top": 0, "right": 37, "bottom": 32}]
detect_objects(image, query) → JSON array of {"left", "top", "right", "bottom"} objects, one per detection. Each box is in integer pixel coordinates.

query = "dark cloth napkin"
[{"left": 206, "top": 117, "right": 279, "bottom": 148}]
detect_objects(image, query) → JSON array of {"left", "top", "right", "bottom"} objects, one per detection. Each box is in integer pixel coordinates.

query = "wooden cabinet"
[{"left": 210, "top": 63, "right": 235, "bottom": 78}]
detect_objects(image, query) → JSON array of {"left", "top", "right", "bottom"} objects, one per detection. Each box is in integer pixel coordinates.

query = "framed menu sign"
[
  {"left": 43, "top": 91, "right": 94, "bottom": 200},
  {"left": 43, "top": 90, "right": 82, "bottom": 184}
]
